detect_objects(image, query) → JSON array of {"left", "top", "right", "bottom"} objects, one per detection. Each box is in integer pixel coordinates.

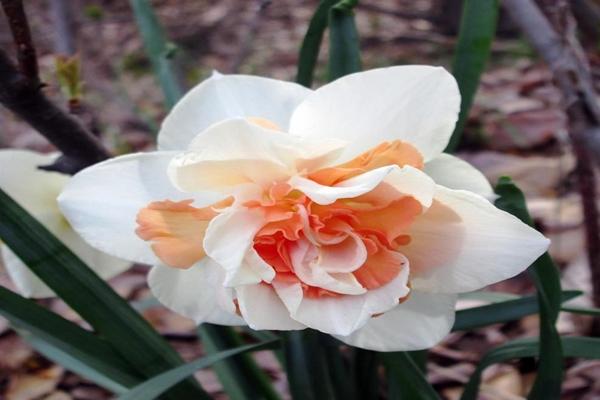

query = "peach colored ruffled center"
[
  {"left": 136, "top": 139, "right": 424, "bottom": 298},
  {"left": 249, "top": 181, "right": 421, "bottom": 298}
]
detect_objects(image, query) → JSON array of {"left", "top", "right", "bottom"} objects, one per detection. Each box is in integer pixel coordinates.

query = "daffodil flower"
[
  {"left": 0, "top": 150, "right": 130, "bottom": 298},
  {"left": 59, "top": 67, "right": 549, "bottom": 350}
]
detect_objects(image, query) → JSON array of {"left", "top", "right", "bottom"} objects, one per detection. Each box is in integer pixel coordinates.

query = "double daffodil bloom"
[
  {"left": 59, "top": 66, "right": 549, "bottom": 350},
  {"left": 0, "top": 150, "right": 130, "bottom": 298}
]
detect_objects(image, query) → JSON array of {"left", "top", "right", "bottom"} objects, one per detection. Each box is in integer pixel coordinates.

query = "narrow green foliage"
[
  {"left": 562, "top": 304, "right": 600, "bottom": 316},
  {"left": 118, "top": 339, "right": 279, "bottom": 400},
  {"left": 446, "top": 0, "right": 499, "bottom": 152},
  {"left": 352, "top": 349, "right": 379, "bottom": 400},
  {"left": 0, "top": 188, "right": 207, "bottom": 400},
  {"left": 453, "top": 290, "right": 581, "bottom": 331},
  {"left": 323, "top": 339, "right": 354, "bottom": 400},
  {"left": 382, "top": 352, "right": 440, "bottom": 400},
  {"left": 129, "top": 0, "right": 182, "bottom": 109},
  {"left": 297, "top": 0, "right": 338, "bottom": 87},
  {"left": 461, "top": 337, "right": 600, "bottom": 400},
  {"left": 198, "top": 325, "right": 281, "bottom": 400},
  {"left": 494, "top": 177, "right": 563, "bottom": 399},
  {"left": 0, "top": 286, "right": 140, "bottom": 393},
  {"left": 328, "top": 0, "right": 361, "bottom": 81},
  {"left": 283, "top": 330, "right": 336, "bottom": 400}
]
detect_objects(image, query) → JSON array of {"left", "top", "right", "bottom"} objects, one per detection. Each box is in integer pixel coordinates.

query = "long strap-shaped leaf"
[
  {"left": 328, "top": 0, "right": 361, "bottom": 81},
  {"left": 0, "top": 286, "right": 140, "bottom": 393},
  {"left": 198, "top": 325, "right": 281, "bottom": 400},
  {"left": 118, "top": 339, "right": 279, "bottom": 400},
  {"left": 296, "top": 0, "right": 338, "bottom": 87},
  {"left": 445, "top": 0, "right": 499, "bottom": 152},
  {"left": 453, "top": 290, "right": 581, "bottom": 331},
  {"left": 382, "top": 351, "right": 440, "bottom": 400},
  {"left": 129, "top": 0, "right": 182, "bottom": 109},
  {"left": 0, "top": 188, "right": 207, "bottom": 400},
  {"left": 461, "top": 336, "right": 600, "bottom": 400},
  {"left": 283, "top": 330, "right": 337, "bottom": 400},
  {"left": 494, "top": 177, "right": 563, "bottom": 399}
]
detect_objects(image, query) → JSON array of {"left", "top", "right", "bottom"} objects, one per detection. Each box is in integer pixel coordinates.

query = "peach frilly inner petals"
[
  {"left": 309, "top": 140, "right": 424, "bottom": 186},
  {"left": 289, "top": 238, "right": 367, "bottom": 295},
  {"left": 136, "top": 197, "right": 232, "bottom": 269},
  {"left": 251, "top": 176, "right": 421, "bottom": 298}
]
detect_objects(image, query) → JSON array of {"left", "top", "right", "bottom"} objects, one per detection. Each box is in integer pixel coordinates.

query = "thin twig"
[
  {"left": 1, "top": 0, "right": 39, "bottom": 85},
  {"left": 0, "top": 50, "right": 110, "bottom": 173},
  {"left": 502, "top": 0, "right": 600, "bottom": 311}
]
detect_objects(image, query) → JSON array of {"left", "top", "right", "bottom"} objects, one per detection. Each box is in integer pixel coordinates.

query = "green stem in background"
[
  {"left": 351, "top": 348, "right": 379, "bottom": 400},
  {"left": 328, "top": 0, "right": 361, "bottom": 81},
  {"left": 494, "top": 177, "right": 563, "bottom": 400},
  {"left": 461, "top": 336, "right": 600, "bottom": 400},
  {"left": 0, "top": 188, "right": 208, "bottom": 400},
  {"left": 198, "top": 325, "right": 281, "bottom": 400},
  {"left": 129, "top": 0, "right": 183, "bottom": 109},
  {"left": 296, "top": 0, "right": 338, "bottom": 87},
  {"left": 382, "top": 352, "right": 440, "bottom": 400},
  {"left": 453, "top": 290, "right": 581, "bottom": 331},
  {"left": 282, "top": 330, "right": 336, "bottom": 400},
  {"left": 445, "top": 0, "right": 499, "bottom": 153}
]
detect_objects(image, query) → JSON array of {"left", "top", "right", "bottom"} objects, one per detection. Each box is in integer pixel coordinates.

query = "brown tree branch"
[
  {"left": 1, "top": 0, "right": 39, "bottom": 85},
  {"left": 0, "top": 50, "right": 110, "bottom": 173},
  {"left": 503, "top": 0, "right": 600, "bottom": 310}
]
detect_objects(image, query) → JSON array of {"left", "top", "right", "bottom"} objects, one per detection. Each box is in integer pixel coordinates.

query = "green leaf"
[
  {"left": 296, "top": 0, "right": 338, "bottom": 87},
  {"left": 562, "top": 304, "right": 600, "bottom": 316},
  {"left": 328, "top": 0, "right": 361, "bottom": 81},
  {"left": 445, "top": 0, "right": 499, "bottom": 152},
  {"left": 382, "top": 351, "right": 440, "bottom": 400},
  {"left": 118, "top": 340, "right": 279, "bottom": 400},
  {"left": 351, "top": 349, "right": 379, "bottom": 400},
  {"left": 494, "top": 177, "right": 563, "bottom": 400},
  {"left": 0, "top": 286, "right": 140, "bottom": 393},
  {"left": 461, "top": 336, "right": 600, "bottom": 400},
  {"left": 129, "top": 0, "right": 182, "bottom": 109},
  {"left": 323, "top": 338, "right": 354, "bottom": 400},
  {"left": 283, "top": 330, "right": 336, "bottom": 400},
  {"left": 454, "top": 290, "right": 581, "bottom": 331},
  {"left": 198, "top": 324, "right": 281, "bottom": 400},
  {"left": 0, "top": 188, "right": 208, "bottom": 400}
]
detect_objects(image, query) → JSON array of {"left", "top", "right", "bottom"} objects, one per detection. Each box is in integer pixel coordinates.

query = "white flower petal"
[
  {"left": 424, "top": 153, "right": 495, "bottom": 200},
  {"left": 59, "top": 152, "right": 223, "bottom": 265},
  {"left": 0, "top": 149, "right": 66, "bottom": 216},
  {"left": 273, "top": 263, "right": 410, "bottom": 336},
  {"left": 289, "top": 65, "right": 460, "bottom": 162},
  {"left": 336, "top": 291, "right": 457, "bottom": 351},
  {"left": 0, "top": 150, "right": 129, "bottom": 298},
  {"left": 158, "top": 73, "right": 312, "bottom": 150},
  {"left": 148, "top": 260, "right": 244, "bottom": 325},
  {"left": 289, "top": 165, "right": 434, "bottom": 207},
  {"left": 236, "top": 284, "right": 306, "bottom": 330},
  {"left": 203, "top": 208, "right": 275, "bottom": 286},
  {"left": 168, "top": 118, "right": 346, "bottom": 193},
  {"left": 407, "top": 185, "right": 550, "bottom": 293}
]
